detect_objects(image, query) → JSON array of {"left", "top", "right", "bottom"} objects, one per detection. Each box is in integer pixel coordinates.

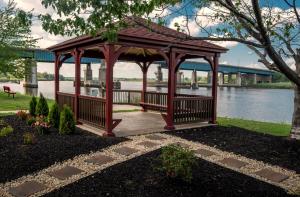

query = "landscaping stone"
[
  {"left": 168, "top": 126, "right": 300, "bottom": 174},
  {"left": 137, "top": 141, "right": 159, "bottom": 148},
  {"left": 48, "top": 166, "right": 84, "bottom": 180},
  {"left": 114, "top": 146, "right": 139, "bottom": 156},
  {"left": 2, "top": 133, "right": 299, "bottom": 197},
  {"left": 85, "top": 154, "right": 114, "bottom": 165},
  {"left": 219, "top": 158, "right": 248, "bottom": 169},
  {"left": 194, "top": 148, "right": 216, "bottom": 157},
  {"left": 172, "top": 142, "right": 190, "bottom": 148},
  {"left": 145, "top": 134, "right": 166, "bottom": 141},
  {"left": 43, "top": 150, "right": 292, "bottom": 197},
  {"left": 8, "top": 181, "right": 46, "bottom": 197},
  {"left": 255, "top": 169, "right": 289, "bottom": 183}
]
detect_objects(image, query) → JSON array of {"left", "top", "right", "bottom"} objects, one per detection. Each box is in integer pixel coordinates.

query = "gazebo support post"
[
  {"left": 54, "top": 53, "right": 60, "bottom": 102},
  {"left": 103, "top": 44, "right": 115, "bottom": 137},
  {"left": 74, "top": 49, "right": 82, "bottom": 123},
  {"left": 141, "top": 62, "right": 148, "bottom": 112},
  {"left": 165, "top": 50, "right": 176, "bottom": 130},
  {"left": 211, "top": 54, "right": 219, "bottom": 124},
  {"left": 138, "top": 61, "right": 151, "bottom": 112}
]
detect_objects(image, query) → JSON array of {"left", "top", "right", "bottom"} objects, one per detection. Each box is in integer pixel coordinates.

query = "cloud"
[
  {"left": 245, "top": 63, "right": 266, "bottom": 70},
  {"left": 168, "top": 16, "right": 200, "bottom": 36},
  {"left": 148, "top": 7, "right": 170, "bottom": 18},
  {"left": 3, "top": 0, "right": 52, "bottom": 14},
  {"left": 210, "top": 40, "right": 239, "bottom": 48},
  {"left": 195, "top": 6, "right": 225, "bottom": 28}
]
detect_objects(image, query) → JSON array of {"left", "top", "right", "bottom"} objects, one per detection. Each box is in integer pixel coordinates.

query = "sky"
[{"left": 1, "top": 0, "right": 299, "bottom": 78}]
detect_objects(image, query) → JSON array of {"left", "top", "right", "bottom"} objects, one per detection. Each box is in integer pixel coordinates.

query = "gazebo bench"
[
  {"left": 139, "top": 102, "right": 167, "bottom": 112},
  {"left": 3, "top": 86, "right": 16, "bottom": 98}
]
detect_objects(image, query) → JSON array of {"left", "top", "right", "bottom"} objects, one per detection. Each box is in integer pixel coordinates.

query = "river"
[{"left": 0, "top": 81, "right": 293, "bottom": 123}]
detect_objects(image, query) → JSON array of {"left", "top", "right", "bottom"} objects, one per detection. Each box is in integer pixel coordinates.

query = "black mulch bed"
[
  {"left": 43, "top": 149, "right": 294, "bottom": 197},
  {"left": 167, "top": 126, "right": 300, "bottom": 173},
  {"left": 0, "top": 115, "right": 127, "bottom": 183}
]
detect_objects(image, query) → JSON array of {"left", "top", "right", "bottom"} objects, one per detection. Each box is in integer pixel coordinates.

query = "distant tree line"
[
  {"left": 272, "top": 72, "right": 290, "bottom": 83},
  {"left": 37, "top": 72, "right": 64, "bottom": 81}
]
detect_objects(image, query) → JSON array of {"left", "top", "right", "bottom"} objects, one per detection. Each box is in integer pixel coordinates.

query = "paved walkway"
[
  {"left": 1, "top": 133, "right": 299, "bottom": 197},
  {"left": 80, "top": 111, "right": 212, "bottom": 137}
]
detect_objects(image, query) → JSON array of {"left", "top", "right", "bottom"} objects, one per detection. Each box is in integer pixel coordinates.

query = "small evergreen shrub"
[
  {"left": 23, "top": 132, "right": 35, "bottom": 145},
  {"left": 0, "top": 126, "right": 13, "bottom": 137},
  {"left": 157, "top": 144, "right": 197, "bottom": 182},
  {"left": 26, "top": 116, "right": 36, "bottom": 126},
  {"left": 29, "top": 96, "right": 37, "bottom": 116},
  {"left": 59, "top": 105, "right": 75, "bottom": 135},
  {"left": 16, "top": 110, "right": 28, "bottom": 120},
  {"left": 48, "top": 103, "right": 60, "bottom": 128},
  {"left": 36, "top": 93, "right": 49, "bottom": 116}
]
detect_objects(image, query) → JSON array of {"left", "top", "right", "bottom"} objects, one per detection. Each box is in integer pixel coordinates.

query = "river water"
[{"left": 0, "top": 81, "right": 293, "bottom": 123}]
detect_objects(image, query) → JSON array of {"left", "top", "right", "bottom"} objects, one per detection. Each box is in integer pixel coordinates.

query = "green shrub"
[
  {"left": 48, "top": 103, "right": 60, "bottom": 128},
  {"left": 23, "top": 132, "right": 35, "bottom": 145},
  {"left": 59, "top": 105, "right": 75, "bottom": 134},
  {"left": 29, "top": 96, "right": 37, "bottom": 116},
  {"left": 36, "top": 93, "right": 49, "bottom": 116},
  {"left": 157, "top": 144, "right": 197, "bottom": 182},
  {"left": 0, "top": 126, "right": 13, "bottom": 137},
  {"left": 26, "top": 116, "right": 36, "bottom": 126}
]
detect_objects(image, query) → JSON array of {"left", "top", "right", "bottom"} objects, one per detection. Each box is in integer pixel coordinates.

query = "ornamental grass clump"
[
  {"left": 29, "top": 96, "right": 37, "bottom": 116},
  {"left": 48, "top": 102, "right": 60, "bottom": 128},
  {"left": 59, "top": 105, "right": 75, "bottom": 135},
  {"left": 36, "top": 93, "right": 49, "bottom": 117},
  {"left": 0, "top": 126, "right": 13, "bottom": 137},
  {"left": 158, "top": 144, "right": 197, "bottom": 182}
]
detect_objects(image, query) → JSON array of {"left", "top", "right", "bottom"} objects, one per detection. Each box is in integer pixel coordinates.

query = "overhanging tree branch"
[{"left": 251, "top": 0, "right": 300, "bottom": 86}]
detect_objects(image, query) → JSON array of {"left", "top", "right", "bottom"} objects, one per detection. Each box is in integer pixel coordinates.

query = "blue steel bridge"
[{"left": 21, "top": 48, "right": 273, "bottom": 76}]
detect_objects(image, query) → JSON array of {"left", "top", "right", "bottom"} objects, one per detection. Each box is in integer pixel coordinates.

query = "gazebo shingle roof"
[{"left": 48, "top": 17, "right": 227, "bottom": 53}]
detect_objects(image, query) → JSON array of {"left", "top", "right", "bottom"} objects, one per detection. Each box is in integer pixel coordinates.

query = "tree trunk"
[{"left": 291, "top": 59, "right": 300, "bottom": 140}]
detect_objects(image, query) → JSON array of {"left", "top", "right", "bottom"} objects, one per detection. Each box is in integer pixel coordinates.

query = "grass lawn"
[
  {"left": 217, "top": 117, "right": 291, "bottom": 137},
  {"left": 0, "top": 91, "right": 54, "bottom": 111}
]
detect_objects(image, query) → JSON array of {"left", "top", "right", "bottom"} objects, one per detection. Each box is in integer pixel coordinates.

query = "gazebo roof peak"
[{"left": 48, "top": 17, "right": 228, "bottom": 53}]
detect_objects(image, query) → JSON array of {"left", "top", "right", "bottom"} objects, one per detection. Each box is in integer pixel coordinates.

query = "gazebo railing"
[
  {"left": 173, "top": 96, "right": 213, "bottom": 123},
  {"left": 57, "top": 92, "right": 75, "bottom": 112},
  {"left": 56, "top": 90, "right": 212, "bottom": 129},
  {"left": 78, "top": 95, "right": 106, "bottom": 128},
  {"left": 113, "top": 89, "right": 141, "bottom": 105}
]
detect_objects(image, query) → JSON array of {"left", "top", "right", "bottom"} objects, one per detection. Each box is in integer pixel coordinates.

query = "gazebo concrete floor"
[{"left": 77, "top": 105, "right": 213, "bottom": 137}]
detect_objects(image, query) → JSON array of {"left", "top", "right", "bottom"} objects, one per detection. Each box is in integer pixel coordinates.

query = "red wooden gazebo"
[{"left": 48, "top": 17, "right": 227, "bottom": 136}]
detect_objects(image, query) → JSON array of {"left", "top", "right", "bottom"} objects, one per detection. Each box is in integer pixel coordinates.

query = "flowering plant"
[
  {"left": 33, "top": 115, "right": 50, "bottom": 135},
  {"left": 16, "top": 110, "right": 28, "bottom": 120}
]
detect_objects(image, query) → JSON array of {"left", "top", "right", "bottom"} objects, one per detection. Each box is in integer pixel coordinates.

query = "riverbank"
[{"left": 249, "top": 82, "right": 293, "bottom": 89}]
